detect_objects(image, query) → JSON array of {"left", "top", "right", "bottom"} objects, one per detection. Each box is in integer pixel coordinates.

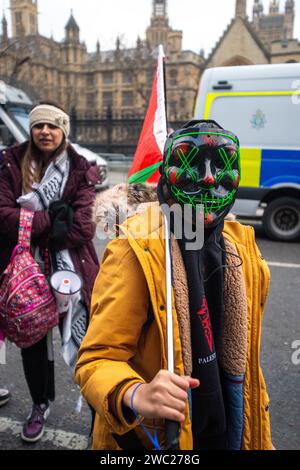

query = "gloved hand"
[
  {"left": 49, "top": 201, "right": 74, "bottom": 225},
  {"left": 48, "top": 201, "right": 74, "bottom": 250}
]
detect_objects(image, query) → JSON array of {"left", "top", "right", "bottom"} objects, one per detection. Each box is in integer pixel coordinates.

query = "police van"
[
  {"left": 194, "top": 63, "right": 300, "bottom": 242},
  {"left": 0, "top": 80, "right": 109, "bottom": 189}
]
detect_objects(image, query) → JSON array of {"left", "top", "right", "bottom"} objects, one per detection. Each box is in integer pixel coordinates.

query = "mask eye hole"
[
  {"left": 167, "top": 166, "right": 197, "bottom": 186},
  {"left": 169, "top": 143, "right": 200, "bottom": 175},
  {"left": 213, "top": 149, "right": 224, "bottom": 169},
  {"left": 214, "top": 145, "right": 240, "bottom": 184},
  {"left": 170, "top": 143, "right": 193, "bottom": 164}
]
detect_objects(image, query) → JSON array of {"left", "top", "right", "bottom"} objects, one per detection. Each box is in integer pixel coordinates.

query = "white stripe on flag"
[{"left": 154, "top": 44, "right": 167, "bottom": 155}]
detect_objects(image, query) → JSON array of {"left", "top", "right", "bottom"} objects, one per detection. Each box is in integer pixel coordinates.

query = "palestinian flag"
[{"left": 128, "top": 45, "right": 167, "bottom": 184}]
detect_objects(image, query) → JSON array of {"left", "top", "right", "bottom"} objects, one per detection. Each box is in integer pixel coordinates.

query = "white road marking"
[
  {"left": 267, "top": 261, "right": 300, "bottom": 269},
  {"left": 0, "top": 417, "right": 89, "bottom": 450}
]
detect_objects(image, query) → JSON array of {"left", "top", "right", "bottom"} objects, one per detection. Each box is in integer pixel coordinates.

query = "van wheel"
[{"left": 263, "top": 197, "right": 300, "bottom": 242}]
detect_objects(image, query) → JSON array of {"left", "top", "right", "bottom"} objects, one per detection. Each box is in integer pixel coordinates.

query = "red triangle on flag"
[{"left": 128, "top": 45, "right": 167, "bottom": 184}]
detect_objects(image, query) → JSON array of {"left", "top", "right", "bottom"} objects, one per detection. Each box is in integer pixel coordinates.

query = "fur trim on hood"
[
  {"left": 93, "top": 183, "right": 157, "bottom": 235},
  {"left": 94, "top": 184, "right": 236, "bottom": 235}
]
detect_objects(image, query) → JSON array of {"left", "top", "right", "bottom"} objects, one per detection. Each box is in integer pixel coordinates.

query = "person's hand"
[
  {"left": 123, "top": 370, "right": 200, "bottom": 423},
  {"left": 49, "top": 201, "right": 73, "bottom": 227},
  {"left": 48, "top": 201, "right": 74, "bottom": 250}
]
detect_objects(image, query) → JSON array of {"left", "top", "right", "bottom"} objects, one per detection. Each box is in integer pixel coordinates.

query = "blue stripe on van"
[{"left": 260, "top": 149, "right": 300, "bottom": 187}]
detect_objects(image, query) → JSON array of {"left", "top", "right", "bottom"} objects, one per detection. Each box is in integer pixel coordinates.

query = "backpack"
[{"left": 0, "top": 208, "right": 59, "bottom": 349}]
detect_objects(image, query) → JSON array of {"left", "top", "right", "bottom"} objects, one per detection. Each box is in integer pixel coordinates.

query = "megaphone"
[{"left": 50, "top": 270, "right": 82, "bottom": 315}]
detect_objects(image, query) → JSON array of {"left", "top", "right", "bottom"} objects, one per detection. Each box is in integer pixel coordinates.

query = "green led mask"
[{"left": 162, "top": 120, "right": 241, "bottom": 228}]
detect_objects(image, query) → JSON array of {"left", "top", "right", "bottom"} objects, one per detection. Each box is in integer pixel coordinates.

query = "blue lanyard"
[{"left": 130, "top": 383, "right": 161, "bottom": 451}]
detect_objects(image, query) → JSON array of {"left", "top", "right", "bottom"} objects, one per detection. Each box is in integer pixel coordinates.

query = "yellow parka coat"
[{"left": 75, "top": 202, "right": 272, "bottom": 450}]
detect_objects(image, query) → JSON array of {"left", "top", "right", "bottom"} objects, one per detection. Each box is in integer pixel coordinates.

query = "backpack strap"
[{"left": 18, "top": 208, "right": 34, "bottom": 249}]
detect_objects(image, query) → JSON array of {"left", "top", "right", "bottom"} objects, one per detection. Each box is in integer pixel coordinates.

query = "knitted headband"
[{"left": 29, "top": 104, "right": 70, "bottom": 138}]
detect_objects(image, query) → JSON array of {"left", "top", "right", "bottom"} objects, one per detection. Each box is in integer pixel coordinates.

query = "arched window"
[{"left": 221, "top": 55, "right": 253, "bottom": 67}]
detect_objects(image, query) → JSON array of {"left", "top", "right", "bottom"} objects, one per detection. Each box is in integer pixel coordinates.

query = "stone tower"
[
  {"left": 253, "top": 0, "right": 264, "bottom": 28},
  {"left": 145, "top": 0, "right": 182, "bottom": 52},
  {"left": 10, "top": 0, "right": 38, "bottom": 37},
  {"left": 269, "top": 0, "right": 279, "bottom": 14},
  {"left": 285, "top": 0, "right": 295, "bottom": 40},
  {"left": 62, "top": 11, "right": 86, "bottom": 67},
  {"left": 235, "top": 0, "right": 247, "bottom": 18},
  {"left": 146, "top": 0, "right": 170, "bottom": 47},
  {"left": 65, "top": 10, "right": 80, "bottom": 44},
  {"left": 153, "top": 0, "right": 167, "bottom": 17},
  {"left": 251, "top": 0, "right": 295, "bottom": 47}
]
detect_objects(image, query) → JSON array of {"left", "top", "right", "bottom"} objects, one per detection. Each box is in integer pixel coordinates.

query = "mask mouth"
[
  {"left": 182, "top": 186, "right": 228, "bottom": 197},
  {"left": 170, "top": 185, "right": 237, "bottom": 217}
]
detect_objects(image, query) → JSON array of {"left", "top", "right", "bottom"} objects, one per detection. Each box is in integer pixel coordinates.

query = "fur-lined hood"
[{"left": 93, "top": 183, "right": 236, "bottom": 235}]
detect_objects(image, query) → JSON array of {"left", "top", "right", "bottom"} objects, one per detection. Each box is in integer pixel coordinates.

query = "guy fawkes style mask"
[{"left": 162, "top": 120, "right": 241, "bottom": 228}]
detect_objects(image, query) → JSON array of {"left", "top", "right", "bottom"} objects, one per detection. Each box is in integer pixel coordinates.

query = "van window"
[
  {"left": 210, "top": 94, "right": 299, "bottom": 148},
  {"left": 9, "top": 106, "right": 30, "bottom": 135},
  {"left": 0, "top": 119, "right": 17, "bottom": 147}
]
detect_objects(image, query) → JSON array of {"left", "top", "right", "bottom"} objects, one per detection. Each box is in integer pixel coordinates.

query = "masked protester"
[
  {"left": 0, "top": 102, "right": 99, "bottom": 443},
  {"left": 75, "top": 120, "right": 273, "bottom": 450}
]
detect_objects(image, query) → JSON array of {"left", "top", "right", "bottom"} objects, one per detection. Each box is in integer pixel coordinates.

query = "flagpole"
[
  {"left": 161, "top": 46, "right": 180, "bottom": 448},
  {"left": 164, "top": 210, "right": 180, "bottom": 451},
  {"left": 159, "top": 44, "right": 169, "bottom": 134}
]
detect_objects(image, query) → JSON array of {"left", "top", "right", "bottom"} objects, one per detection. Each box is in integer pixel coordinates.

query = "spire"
[
  {"left": 65, "top": 9, "right": 80, "bottom": 31},
  {"left": 235, "top": 0, "right": 247, "bottom": 19},
  {"left": 95, "top": 39, "right": 101, "bottom": 61},
  {"left": 2, "top": 11, "right": 8, "bottom": 41},
  {"left": 96, "top": 39, "right": 100, "bottom": 54},
  {"left": 115, "top": 36, "right": 121, "bottom": 60},
  {"left": 65, "top": 9, "right": 80, "bottom": 43}
]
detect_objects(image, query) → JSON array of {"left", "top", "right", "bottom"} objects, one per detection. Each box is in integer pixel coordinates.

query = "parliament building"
[{"left": 0, "top": 0, "right": 298, "bottom": 153}]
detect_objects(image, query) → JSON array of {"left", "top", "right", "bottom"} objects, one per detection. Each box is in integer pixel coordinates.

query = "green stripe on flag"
[{"left": 128, "top": 161, "right": 163, "bottom": 184}]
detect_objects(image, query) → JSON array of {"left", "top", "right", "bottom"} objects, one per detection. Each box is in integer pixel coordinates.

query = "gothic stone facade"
[{"left": 0, "top": 0, "right": 299, "bottom": 154}]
